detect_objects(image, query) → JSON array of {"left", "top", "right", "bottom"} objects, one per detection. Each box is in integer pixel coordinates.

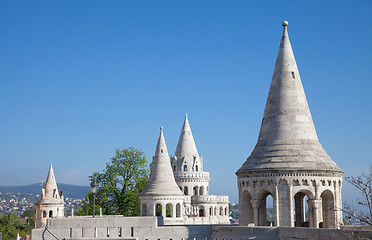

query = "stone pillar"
[
  {"left": 274, "top": 185, "right": 279, "bottom": 226},
  {"left": 289, "top": 183, "right": 294, "bottom": 227},
  {"left": 162, "top": 204, "right": 166, "bottom": 217},
  {"left": 251, "top": 200, "right": 260, "bottom": 226},
  {"left": 312, "top": 199, "right": 322, "bottom": 228}
]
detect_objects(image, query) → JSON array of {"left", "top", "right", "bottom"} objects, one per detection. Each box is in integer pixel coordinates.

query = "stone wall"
[{"left": 31, "top": 216, "right": 372, "bottom": 240}]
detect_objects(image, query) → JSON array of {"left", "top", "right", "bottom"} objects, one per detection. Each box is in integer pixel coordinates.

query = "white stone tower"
[
  {"left": 139, "top": 127, "right": 185, "bottom": 224},
  {"left": 236, "top": 21, "right": 343, "bottom": 229},
  {"left": 171, "top": 114, "right": 229, "bottom": 224},
  {"left": 171, "top": 113, "right": 210, "bottom": 197},
  {"left": 35, "top": 163, "right": 65, "bottom": 229}
]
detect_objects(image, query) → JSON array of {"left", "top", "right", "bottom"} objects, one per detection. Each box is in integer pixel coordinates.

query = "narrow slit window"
[{"left": 292, "top": 71, "right": 295, "bottom": 79}]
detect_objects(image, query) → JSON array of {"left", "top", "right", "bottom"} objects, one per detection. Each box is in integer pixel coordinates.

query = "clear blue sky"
[{"left": 0, "top": 1, "right": 371, "bottom": 204}]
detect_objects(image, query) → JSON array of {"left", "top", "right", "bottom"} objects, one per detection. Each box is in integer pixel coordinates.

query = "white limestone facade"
[
  {"left": 139, "top": 127, "right": 186, "bottom": 225},
  {"left": 236, "top": 21, "right": 343, "bottom": 229},
  {"left": 140, "top": 115, "right": 229, "bottom": 225},
  {"left": 35, "top": 163, "right": 65, "bottom": 229}
]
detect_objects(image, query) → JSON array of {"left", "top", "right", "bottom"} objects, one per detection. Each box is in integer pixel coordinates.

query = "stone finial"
[
  {"left": 185, "top": 113, "right": 188, "bottom": 118},
  {"left": 282, "top": 21, "right": 288, "bottom": 27}
]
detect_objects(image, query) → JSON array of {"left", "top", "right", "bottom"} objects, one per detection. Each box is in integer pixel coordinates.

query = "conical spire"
[
  {"left": 44, "top": 163, "right": 60, "bottom": 198},
  {"left": 175, "top": 113, "right": 199, "bottom": 159},
  {"left": 238, "top": 21, "right": 342, "bottom": 173},
  {"left": 140, "top": 127, "right": 183, "bottom": 196}
]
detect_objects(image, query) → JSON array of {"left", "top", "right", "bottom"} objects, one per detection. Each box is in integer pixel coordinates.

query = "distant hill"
[{"left": 0, "top": 183, "right": 90, "bottom": 199}]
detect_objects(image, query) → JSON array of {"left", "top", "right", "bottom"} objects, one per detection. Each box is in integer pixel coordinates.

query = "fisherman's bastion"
[{"left": 31, "top": 22, "right": 372, "bottom": 240}]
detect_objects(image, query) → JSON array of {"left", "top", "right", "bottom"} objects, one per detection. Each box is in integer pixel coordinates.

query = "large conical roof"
[
  {"left": 36, "top": 163, "right": 64, "bottom": 204},
  {"left": 44, "top": 163, "right": 59, "bottom": 196},
  {"left": 140, "top": 127, "right": 184, "bottom": 196},
  {"left": 175, "top": 113, "right": 199, "bottom": 159},
  {"left": 237, "top": 21, "right": 342, "bottom": 174}
]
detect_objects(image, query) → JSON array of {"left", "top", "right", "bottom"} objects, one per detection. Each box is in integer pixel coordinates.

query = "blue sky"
[{"left": 0, "top": 1, "right": 371, "bottom": 204}]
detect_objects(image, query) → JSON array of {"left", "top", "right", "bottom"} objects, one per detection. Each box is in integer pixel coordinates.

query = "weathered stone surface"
[{"left": 237, "top": 22, "right": 342, "bottom": 174}]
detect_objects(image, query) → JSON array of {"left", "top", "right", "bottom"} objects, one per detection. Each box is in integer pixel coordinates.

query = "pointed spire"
[
  {"left": 44, "top": 163, "right": 59, "bottom": 198},
  {"left": 237, "top": 21, "right": 342, "bottom": 173},
  {"left": 140, "top": 127, "right": 183, "bottom": 196},
  {"left": 175, "top": 113, "right": 199, "bottom": 159}
]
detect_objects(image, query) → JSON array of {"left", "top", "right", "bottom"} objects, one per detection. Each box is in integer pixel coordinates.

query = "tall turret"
[
  {"left": 171, "top": 114, "right": 210, "bottom": 196},
  {"left": 237, "top": 21, "right": 342, "bottom": 174},
  {"left": 141, "top": 127, "right": 184, "bottom": 196},
  {"left": 236, "top": 21, "right": 343, "bottom": 229},
  {"left": 139, "top": 128, "right": 185, "bottom": 222},
  {"left": 172, "top": 113, "right": 203, "bottom": 172},
  {"left": 35, "top": 163, "right": 65, "bottom": 229}
]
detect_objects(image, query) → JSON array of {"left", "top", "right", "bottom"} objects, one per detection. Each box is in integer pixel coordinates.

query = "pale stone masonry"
[
  {"left": 236, "top": 21, "right": 343, "bottom": 228},
  {"left": 140, "top": 115, "right": 229, "bottom": 225},
  {"left": 35, "top": 163, "right": 65, "bottom": 229}
]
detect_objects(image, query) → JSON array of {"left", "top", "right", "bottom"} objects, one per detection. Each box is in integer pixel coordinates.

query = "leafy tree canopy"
[
  {"left": 0, "top": 212, "right": 30, "bottom": 239},
  {"left": 78, "top": 147, "right": 149, "bottom": 216}
]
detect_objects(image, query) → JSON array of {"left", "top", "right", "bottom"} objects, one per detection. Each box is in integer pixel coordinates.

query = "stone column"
[
  {"left": 289, "top": 183, "right": 294, "bottom": 227},
  {"left": 274, "top": 184, "right": 280, "bottom": 226},
  {"left": 162, "top": 204, "right": 166, "bottom": 217},
  {"left": 312, "top": 199, "right": 322, "bottom": 228},
  {"left": 251, "top": 200, "right": 260, "bottom": 226}
]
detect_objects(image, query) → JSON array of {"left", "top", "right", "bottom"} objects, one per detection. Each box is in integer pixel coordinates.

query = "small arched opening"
[
  {"left": 176, "top": 203, "right": 181, "bottom": 218},
  {"left": 219, "top": 207, "right": 223, "bottom": 215},
  {"left": 155, "top": 204, "right": 162, "bottom": 216},
  {"left": 193, "top": 186, "right": 199, "bottom": 196},
  {"left": 240, "top": 190, "right": 254, "bottom": 226},
  {"left": 184, "top": 186, "right": 188, "bottom": 195},
  {"left": 199, "top": 186, "right": 204, "bottom": 195},
  {"left": 43, "top": 211, "right": 47, "bottom": 218},
  {"left": 184, "top": 165, "right": 187, "bottom": 172},
  {"left": 49, "top": 210, "right": 53, "bottom": 218},
  {"left": 293, "top": 190, "right": 314, "bottom": 227},
  {"left": 195, "top": 165, "right": 198, "bottom": 171},
  {"left": 199, "top": 206, "right": 205, "bottom": 217},
  {"left": 166, "top": 203, "right": 173, "bottom": 217},
  {"left": 257, "top": 190, "right": 274, "bottom": 226},
  {"left": 209, "top": 207, "right": 213, "bottom": 216},
  {"left": 321, "top": 190, "right": 335, "bottom": 228}
]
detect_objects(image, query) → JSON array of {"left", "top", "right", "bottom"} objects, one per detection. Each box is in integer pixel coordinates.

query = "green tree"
[
  {"left": 20, "top": 206, "right": 36, "bottom": 234},
  {"left": 78, "top": 147, "right": 149, "bottom": 216},
  {"left": 0, "top": 212, "right": 27, "bottom": 240}
]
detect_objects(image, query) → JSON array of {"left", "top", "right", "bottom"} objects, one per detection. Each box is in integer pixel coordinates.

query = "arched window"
[
  {"left": 195, "top": 165, "right": 198, "bottom": 171},
  {"left": 220, "top": 207, "right": 223, "bottom": 215},
  {"left": 184, "top": 186, "right": 188, "bottom": 195},
  {"left": 155, "top": 204, "right": 162, "bottom": 216},
  {"left": 225, "top": 207, "right": 227, "bottom": 216},
  {"left": 193, "top": 186, "right": 199, "bottom": 196},
  {"left": 209, "top": 207, "right": 213, "bottom": 216},
  {"left": 166, "top": 203, "right": 173, "bottom": 218},
  {"left": 199, "top": 208, "right": 204, "bottom": 217},
  {"left": 184, "top": 165, "right": 187, "bottom": 172},
  {"left": 199, "top": 186, "right": 204, "bottom": 195},
  {"left": 173, "top": 166, "right": 176, "bottom": 171},
  {"left": 49, "top": 210, "right": 53, "bottom": 218},
  {"left": 43, "top": 211, "right": 47, "bottom": 218}
]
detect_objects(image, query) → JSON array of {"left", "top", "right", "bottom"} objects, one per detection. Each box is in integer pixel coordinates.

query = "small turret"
[
  {"left": 35, "top": 163, "right": 65, "bottom": 229},
  {"left": 140, "top": 127, "right": 184, "bottom": 196},
  {"left": 173, "top": 113, "right": 203, "bottom": 172}
]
